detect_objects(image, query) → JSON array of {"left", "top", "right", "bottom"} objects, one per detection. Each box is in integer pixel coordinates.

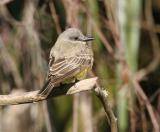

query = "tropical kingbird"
[{"left": 38, "top": 28, "right": 94, "bottom": 98}]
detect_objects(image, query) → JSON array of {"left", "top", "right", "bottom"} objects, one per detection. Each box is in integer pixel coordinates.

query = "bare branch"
[
  {"left": 49, "top": 0, "right": 62, "bottom": 34},
  {"left": 0, "top": 77, "right": 98, "bottom": 105},
  {"left": 132, "top": 79, "right": 160, "bottom": 132},
  {"left": 0, "top": 77, "right": 117, "bottom": 131},
  {"left": 94, "top": 87, "right": 117, "bottom": 132}
]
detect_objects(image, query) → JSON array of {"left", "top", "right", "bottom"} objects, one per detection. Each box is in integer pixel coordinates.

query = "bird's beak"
[{"left": 79, "top": 36, "right": 95, "bottom": 42}]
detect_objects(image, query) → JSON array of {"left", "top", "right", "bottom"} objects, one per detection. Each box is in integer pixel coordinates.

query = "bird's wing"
[{"left": 38, "top": 55, "right": 91, "bottom": 97}]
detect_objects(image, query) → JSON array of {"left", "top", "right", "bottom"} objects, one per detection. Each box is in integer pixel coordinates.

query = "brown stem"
[
  {"left": 0, "top": 77, "right": 97, "bottom": 105},
  {"left": 133, "top": 79, "right": 160, "bottom": 132},
  {"left": 94, "top": 87, "right": 117, "bottom": 132}
]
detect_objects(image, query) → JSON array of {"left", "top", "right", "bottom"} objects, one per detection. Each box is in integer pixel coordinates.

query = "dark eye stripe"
[{"left": 70, "top": 36, "right": 79, "bottom": 40}]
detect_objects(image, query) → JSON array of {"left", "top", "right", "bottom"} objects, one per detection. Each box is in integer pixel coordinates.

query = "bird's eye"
[
  {"left": 74, "top": 37, "right": 78, "bottom": 40},
  {"left": 70, "top": 36, "right": 79, "bottom": 41}
]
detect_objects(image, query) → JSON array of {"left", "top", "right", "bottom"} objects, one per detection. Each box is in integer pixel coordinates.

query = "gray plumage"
[{"left": 38, "top": 28, "right": 94, "bottom": 98}]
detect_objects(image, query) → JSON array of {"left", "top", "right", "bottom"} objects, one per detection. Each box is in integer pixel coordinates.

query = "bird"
[{"left": 37, "top": 28, "right": 94, "bottom": 98}]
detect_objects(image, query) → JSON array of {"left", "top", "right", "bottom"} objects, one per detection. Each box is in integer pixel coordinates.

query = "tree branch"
[
  {"left": 0, "top": 77, "right": 98, "bottom": 105},
  {"left": 0, "top": 77, "right": 117, "bottom": 132},
  {"left": 94, "top": 87, "right": 117, "bottom": 132}
]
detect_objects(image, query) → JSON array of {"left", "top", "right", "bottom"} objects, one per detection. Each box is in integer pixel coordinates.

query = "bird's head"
[{"left": 58, "top": 28, "right": 94, "bottom": 44}]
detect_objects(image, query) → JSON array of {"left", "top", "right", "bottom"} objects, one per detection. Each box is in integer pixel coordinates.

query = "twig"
[
  {"left": 94, "top": 87, "right": 117, "bottom": 132},
  {"left": 132, "top": 79, "right": 160, "bottom": 132},
  {"left": 137, "top": 95, "right": 147, "bottom": 132},
  {"left": 0, "top": 77, "right": 97, "bottom": 105},
  {"left": 136, "top": 0, "right": 160, "bottom": 80},
  {"left": 91, "top": 19, "right": 113, "bottom": 54},
  {"left": 0, "top": 77, "right": 118, "bottom": 131},
  {"left": 82, "top": 5, "right": 113, "bottom": 54},
  {"left": 128, "top": 91, "right": 136, "bottom": 132},
  {"left": 150, "top": 89, "right": 160, "bottom": 103},
  {"left": 48, "top": 0, "right": 61, "bottom": 34},
  {"left": 103, "top": 19, "right": 120, "bottom": 48}
]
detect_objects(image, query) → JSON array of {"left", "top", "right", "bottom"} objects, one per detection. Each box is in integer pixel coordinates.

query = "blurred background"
[{"left": 0, "top": 0, "right": 160, "bottom": 132}]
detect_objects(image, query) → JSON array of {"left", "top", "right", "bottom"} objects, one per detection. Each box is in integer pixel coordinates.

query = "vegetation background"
[{"left": 0, "top": 0, "right": 159, "bottom": 132}]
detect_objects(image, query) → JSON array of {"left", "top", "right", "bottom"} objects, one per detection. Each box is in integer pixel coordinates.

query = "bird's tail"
[{"left": 37, "top": 79, "right": 55, "bottom": 99}]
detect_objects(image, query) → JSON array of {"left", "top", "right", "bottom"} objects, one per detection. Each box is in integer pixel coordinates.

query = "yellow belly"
[
  {"left": 62, "top": 67, "right": 90, "bottom": 84},
  {"left": 75, "top": 67, "right": 90, "bottom": 80}
]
